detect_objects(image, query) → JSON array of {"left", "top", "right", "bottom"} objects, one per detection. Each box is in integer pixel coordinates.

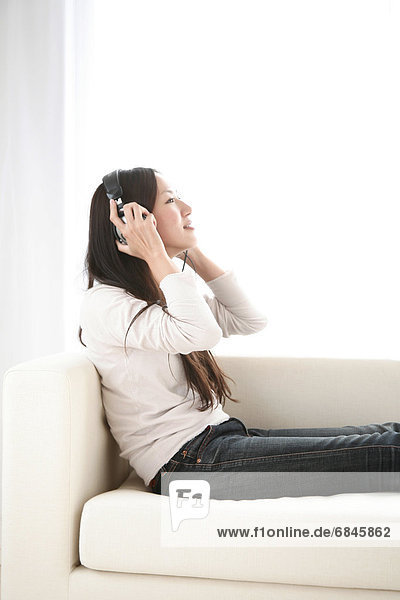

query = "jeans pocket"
[
  {"left": 179, "top": 425, "right": 212, "bottom": 460},
  {"left": 195, "top": 425, "right": 216, "bottom": 464},
  {"left": 229, "top": 417, "right": 252, "bottom": 437}
]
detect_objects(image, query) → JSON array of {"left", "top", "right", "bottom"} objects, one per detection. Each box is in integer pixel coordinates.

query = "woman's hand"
[
  {"left": 176, "top": 247, "right": 226, "bottom": 282},
  {"left": 109, "top": 200, "right": 166, "bottom": 262}
]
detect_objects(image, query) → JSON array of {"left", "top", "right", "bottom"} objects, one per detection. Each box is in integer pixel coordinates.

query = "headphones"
[{"left": 102, "top": 169, "right": 190, "bottom": 272}]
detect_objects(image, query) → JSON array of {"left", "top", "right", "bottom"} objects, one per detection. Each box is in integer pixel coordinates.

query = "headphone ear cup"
[
  {"left": 118, "top": 228, "right": 128, "bottom": 245},
  {"left": 112, "top": 224, "right": 128, "bottom": 245}
]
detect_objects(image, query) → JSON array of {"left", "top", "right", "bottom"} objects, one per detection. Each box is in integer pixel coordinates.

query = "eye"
[{"left": 167, "top": 197, "right": 175, "bottom": 203}]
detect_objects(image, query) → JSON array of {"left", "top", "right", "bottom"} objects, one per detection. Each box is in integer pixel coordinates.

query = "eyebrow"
[{"left": 162, "top": 189, "right": 175, "bottom": 195}]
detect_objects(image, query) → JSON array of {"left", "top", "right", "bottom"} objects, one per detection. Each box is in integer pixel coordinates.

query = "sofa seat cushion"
[{"left": 79, "top": 470, "right": 400, "bottom": 591}]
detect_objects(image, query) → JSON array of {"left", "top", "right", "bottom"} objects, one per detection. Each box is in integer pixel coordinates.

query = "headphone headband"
[{"left": 102, "top": 169, "right": 123, "bottom": 200}]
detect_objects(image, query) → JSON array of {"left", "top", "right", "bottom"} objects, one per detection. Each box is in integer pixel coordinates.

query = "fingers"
[
  {"left": 128, "top": 202, "right": 150, "bottom": 222},
  {"left": 110, "top": 199, "right": 156, "bottom": 249},
  {"left": 109, "top": 199, "right": 126, "bottom": 227}
]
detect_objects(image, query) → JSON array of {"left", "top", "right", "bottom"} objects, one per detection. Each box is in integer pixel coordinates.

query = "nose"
[{"left": 181, "top": 201, "right": 192, "bottom": 214}]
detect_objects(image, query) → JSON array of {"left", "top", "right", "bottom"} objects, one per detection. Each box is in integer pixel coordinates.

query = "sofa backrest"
[{"left": 215, "top": 355, "right": 400, "bottom": 429}]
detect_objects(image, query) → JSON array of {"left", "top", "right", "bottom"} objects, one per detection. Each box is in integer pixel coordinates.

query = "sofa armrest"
[{"left": 1, "top": 351, "right": 130, "bottom": 600}]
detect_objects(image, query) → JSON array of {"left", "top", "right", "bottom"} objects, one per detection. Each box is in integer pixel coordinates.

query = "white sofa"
[{"left": 2, "top": 351, "right": 400, "bottom": 599}]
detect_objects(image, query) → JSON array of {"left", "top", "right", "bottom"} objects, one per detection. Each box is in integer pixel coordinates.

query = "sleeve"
[
  {"left": 81, "top": 270, "right": 223, "bottom": 354},
  {"left": 201, "top": 270, "right": 268, "bottom": 338}
]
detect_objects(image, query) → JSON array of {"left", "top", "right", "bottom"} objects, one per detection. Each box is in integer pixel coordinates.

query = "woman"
[{"left": 79, "top": 167, "right": 400, "bottom": 500}]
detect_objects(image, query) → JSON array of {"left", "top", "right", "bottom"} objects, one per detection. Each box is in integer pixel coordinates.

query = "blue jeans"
[{"left": 149, "top": 417, "right": 400, "bottom": 499}]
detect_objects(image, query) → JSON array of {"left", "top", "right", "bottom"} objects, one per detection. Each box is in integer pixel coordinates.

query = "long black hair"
[{"left": 78, "top": 167, "right": 239, "bottom": 412}]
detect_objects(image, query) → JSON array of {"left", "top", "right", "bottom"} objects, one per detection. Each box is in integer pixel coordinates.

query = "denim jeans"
[{"left": 149, "top": 417, "right": 400, "bottom": 499}]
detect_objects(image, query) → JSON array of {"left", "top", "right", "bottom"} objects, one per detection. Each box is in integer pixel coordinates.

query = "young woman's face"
[{"left": 152, "top": 174, "right": 197, "bottom": 257}]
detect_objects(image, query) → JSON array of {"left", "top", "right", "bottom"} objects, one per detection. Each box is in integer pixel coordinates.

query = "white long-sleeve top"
[{"left": 79, "top": 268, "right": 268, "bottom": 487}]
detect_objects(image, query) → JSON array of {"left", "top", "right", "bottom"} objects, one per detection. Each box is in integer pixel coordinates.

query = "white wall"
[
  {"left": 66, "top": 0, "right": 400, "bottom": 360},
  {"left": 0, "top": 0, "right": 68, "bottom": 562}
]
